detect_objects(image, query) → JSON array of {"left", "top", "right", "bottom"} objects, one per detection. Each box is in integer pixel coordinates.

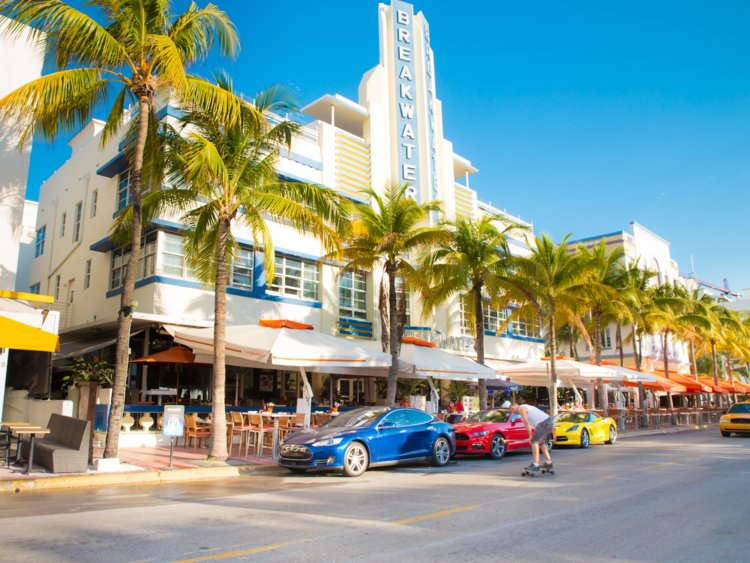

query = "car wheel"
[
  {"left": 432, "top": 437, "right": 451, "bottom": 466},
  {"left": 286, "top": 467, "right": 307, "bottom": 474},
  {"left": 605, "top": 425, "right": 617, "bottom": 444},
  {"left": 721, "top": 430, "right": 731, "bottom": 437},
  {"left": 488, "top": 434, "right": 506, "bottom": 460},
  {"left": 580, "top": 428, "right": 590, "bottom": 449},
  {"left": 342, "top": 442, "right": 369, "bottom": 477}
]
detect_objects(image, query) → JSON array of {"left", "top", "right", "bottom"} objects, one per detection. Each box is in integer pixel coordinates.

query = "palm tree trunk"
[
  {"left": 209, "top": 216, "right": 230, "bottom": 460},
  {"left": 633, "top": 324, "right": 646, "bottom": 410},
  {"left": 548, "top": 315, "right": 558, "bottom": 417},
  {"left": 711, "top": 340, "right": 719, "bottom": 387},
  {"left": 473, "top": 285, "right": 488, "bottom": 410},
  {"left": 663, "top": 330, "right": 673, "bottom": 409},
  {"left": 594, "top": 311, "right": 607, "bottom": 415},
  {"left": 688, "top": 340, "right": 699, "bottom": 407},
  {"left": 616, "top": 324, "right": 624, "bottom": 366},
  {"left": 104, "top": 95, "right": 150, "bottom": 459},
  {"left": 386, "top": 263, "right": 399, "bottom": 406}
]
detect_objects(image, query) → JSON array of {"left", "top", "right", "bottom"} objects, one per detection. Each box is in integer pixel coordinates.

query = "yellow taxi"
[{"left": 720, "top": 402, "right": 750, "bottom": 437}]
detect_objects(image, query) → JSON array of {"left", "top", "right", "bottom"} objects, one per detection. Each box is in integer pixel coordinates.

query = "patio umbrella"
[
  {"left": 697, "top": 377, "right": 729, "bottom": 394},
  {"left": 495, "top": 357, "right": 616, "bottom": 386},
  {"left": 653, "top": 371, "right": 712, "bottom": 394},
  {"left": 599, "top": 361, "right": 657, "bottom": 383},
  {"left": 132, "top": 345, "right": 208, "bottom": 401},
  {"left": 171, "top": 321, "right": 392, "bottom": 371}
]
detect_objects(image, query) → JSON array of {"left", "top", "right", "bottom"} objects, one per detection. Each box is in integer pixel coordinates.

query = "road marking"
[
  {"left": 390, "top": 504, "right": 481, "bottom": 525},
  {"left": 170, "top": 540, "right": 301, "bottom": 562}
]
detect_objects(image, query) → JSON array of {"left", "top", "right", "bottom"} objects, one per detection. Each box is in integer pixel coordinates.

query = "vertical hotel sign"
[
  {"left": 422, "top": 19, "right": 440, "bottom": 221},
  {"left": 392, "top": 1, "right": 420, "bottom": 201}
]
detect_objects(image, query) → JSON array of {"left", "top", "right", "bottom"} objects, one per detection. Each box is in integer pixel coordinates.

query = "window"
[
  {"left": 110, "top": 233, "right": 158, "bottom": 290},
  {"left": 230, "top": 248, "right": 253, "bottom": 290},
  {"left": 60, "top": 212, "right": 66, "bottom": 237},
  {"left": 484, "top": 303, "right": 508, "bottom": 334},
  {"left": 29, "top": 283, "right": 40, "bottom": 294},
  {"left": 601, "top": 327, "right": 612, "bottom": 350},
  {"left": 269, "top": 255, "right": 320, "bottom": 301},
  {"left": 117, "top": 170, "right": 132, "bottom": 211},
  {"left": 459, "top": 298, "right": 472, "bottom": 336},
  {"left": 90, "top": 189, "right": 98, "bottom": 217},
  {"left": 339, "top": 270, "right": 367, "bottom": 319},
  {"left": 54, "top": 275, "right": 60, "bottom": 300},
  {"left": 512, "top": 314, "right": 541, "bottom": 338},
  {"left": 73, "top": 201, "right": 83, "bottom": 242},
  {"left": 84, "top": 259, "right": 92, "bottom": 289},
  {"left": 160, "top": 232, "right": 193, "bottom": 279},
  {"left": 34, "top": 225, "right": 46, "bottom": 257},
  {"left": 395, "top": 276, "right": 411, "bottom": 326}
]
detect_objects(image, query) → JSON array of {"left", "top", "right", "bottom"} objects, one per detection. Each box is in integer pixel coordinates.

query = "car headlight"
[
  {"left": 472, "top": 431, "right": 489, "bottom": 437},
  {"left": 312, "top": 436, "right": 344, "bottom": 447},
  {"left": 567, "top": 425, "right": 579, "bottom": 432}
]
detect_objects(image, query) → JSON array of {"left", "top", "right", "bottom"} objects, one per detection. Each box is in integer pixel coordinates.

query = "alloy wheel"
[{"left": 433, "top": 437, "right": 450, "bottom": 466}]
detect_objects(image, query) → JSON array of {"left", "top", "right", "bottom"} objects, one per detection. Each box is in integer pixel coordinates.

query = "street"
[{"left": 1, "top": 428, "right": 748, "bottom": 562}]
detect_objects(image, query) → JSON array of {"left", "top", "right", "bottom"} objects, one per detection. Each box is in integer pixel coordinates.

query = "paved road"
[{"left": 1, "top": 429, "right": 748, "bottom": 562}]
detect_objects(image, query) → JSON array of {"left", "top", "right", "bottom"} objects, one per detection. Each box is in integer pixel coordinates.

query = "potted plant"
[{"left": 63, "top": 356, "right": 114, "bottom": 420}]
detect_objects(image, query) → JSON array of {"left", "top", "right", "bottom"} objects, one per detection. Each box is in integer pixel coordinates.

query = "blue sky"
[{"left": 26, "top": 0, "right": 750, "bottom": 291}]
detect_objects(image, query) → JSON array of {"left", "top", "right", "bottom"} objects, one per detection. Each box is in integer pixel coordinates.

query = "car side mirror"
[{"left": 380, "top": 421, "right": 395, "bottom": 429}]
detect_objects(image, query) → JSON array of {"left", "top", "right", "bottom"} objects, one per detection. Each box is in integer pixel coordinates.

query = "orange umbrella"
[
  {"left": 653, "top": 370, "right": 712, "bottom": 393},
  {"left": 697, "top": 377, "right": 729, "bottom": 394},
  {"left": 132, "top": 345, "right": 200, "bottom": 364},
  {"left": 623, "top": 373, "right": 687, "bottom": 393}
]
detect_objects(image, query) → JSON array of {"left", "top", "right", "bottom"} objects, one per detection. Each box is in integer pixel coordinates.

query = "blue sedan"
[{"left": 278, "top": 407, "right": 456, "bottom": 477}]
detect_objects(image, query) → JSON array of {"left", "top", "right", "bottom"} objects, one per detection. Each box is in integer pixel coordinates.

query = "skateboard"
[{"left": 521, "top": 467, "right": 555, "bottom": 477}]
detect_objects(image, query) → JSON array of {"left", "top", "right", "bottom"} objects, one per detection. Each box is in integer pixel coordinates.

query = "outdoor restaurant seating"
[
  {"left": 184, "top": 414, "right": 210, "bottom": 448},
  {"left": 245, "top": 413, "right": 273, "bottom": 459},
  {"left": 18, "top": 414, "right": 90, "bottom": 474}
]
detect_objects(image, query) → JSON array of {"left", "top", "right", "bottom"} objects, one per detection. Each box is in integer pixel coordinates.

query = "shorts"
[{"left": 530, "top": 417, "right": 553, "bottom": 445}]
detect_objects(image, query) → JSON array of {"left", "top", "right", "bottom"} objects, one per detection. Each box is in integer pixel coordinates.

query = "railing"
[{"left": 600, "top": 408, "right": 724, "bottom": 434}]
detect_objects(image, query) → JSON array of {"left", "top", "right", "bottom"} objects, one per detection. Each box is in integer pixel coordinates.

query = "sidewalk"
[
  {"left": 1, "top": 423, "right": 720, "bottom": 494},
  {"left": 0, "top": 444, "right": 281, "bottom": 495}
]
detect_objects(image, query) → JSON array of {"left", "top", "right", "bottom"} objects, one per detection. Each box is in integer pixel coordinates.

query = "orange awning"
[
  {"left": 402, "top": 336, "right": 436, "bottom": 348},
  {"left": 653, "top": 370, "right": 713, "bottom": 393},
  {"left": 258, "top": 319, "right": 314, "bottom": 330}
]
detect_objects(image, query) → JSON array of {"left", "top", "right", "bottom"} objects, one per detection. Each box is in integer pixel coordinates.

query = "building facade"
[
  {"left": 28, "top": 1, "right": 543, "bottom": 403},
  {"left": 569, "top": 221, "right": 692, "bottom": 374},
  {"left": 0, "top": 16, "right": 44, "bottom": 291}
]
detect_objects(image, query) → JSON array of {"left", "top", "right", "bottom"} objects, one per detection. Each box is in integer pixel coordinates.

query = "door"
[
  {"left": 402, "top": 409, "right": 435, "bottom": 458},
  {"left": 370, "top": 410, "right": 410, "bottom": 462},
  {"left": 507, "top": 413, "right": 530, "bottom": 449}
]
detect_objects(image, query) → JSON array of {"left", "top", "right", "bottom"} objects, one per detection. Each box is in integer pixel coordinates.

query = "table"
[
  {"left": 261, "top": 413, "right": 294, "bottom": 462},
  {"left": 1, "top": 422, "right": 34, "bottom": 466},
  {"left": 14, "top": 427, "right": 50, "bottom": 474},
  {"left": 144, "top": 389, "right": 177, "bottom": 406}
]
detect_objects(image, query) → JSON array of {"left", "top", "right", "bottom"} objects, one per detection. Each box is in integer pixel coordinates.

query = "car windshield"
[
  {"left": 555, "top": 412, "right": 590, "bottom": 423},
  {"left": 323, "top": 407, "right": 391, "bottom": 428},
  {"left": 727, "top": 404, "right": 750, "bottom": 414},
  {"left": 465, "top": 410, "right": 510, "bottom": 423}
]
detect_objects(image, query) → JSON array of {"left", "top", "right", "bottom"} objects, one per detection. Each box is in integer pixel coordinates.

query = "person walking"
[{"left": 510, "top": 401, "right": 554, "bottom": 473}]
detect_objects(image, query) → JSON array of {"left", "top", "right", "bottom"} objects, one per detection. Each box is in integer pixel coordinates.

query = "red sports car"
[{"left": 452, "top": 409, "right": 555, "bottom": 459}]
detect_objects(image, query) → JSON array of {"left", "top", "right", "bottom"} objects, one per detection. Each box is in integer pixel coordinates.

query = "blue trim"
[
  {"left": 567, "top": 231, "right": 625, "bottom": 245},
  {"left": 404, "top": 326, "right": 430, "bottom": 331},
  {"left": 279, "top": 147, "right": 323, "bottom": 170},
  {"left": 96, "top": 152, "right": 128, "bottom": 178},
  {"left": 338, "top": 317, "right": 373, "bottom": 338},
  {"left": 90, "top": 235, "right": 113, "bottom": 253},
  {"left": 261, "top": 292, "right": 322, "bottom": 308}
]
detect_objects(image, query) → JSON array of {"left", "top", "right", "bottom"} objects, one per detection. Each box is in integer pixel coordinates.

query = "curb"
[
  {"left": 1, "top": 462, "right": 283, "bottom": 495},
  {"left": 618, "top": 423, "right": 717, "bottom": 439}
]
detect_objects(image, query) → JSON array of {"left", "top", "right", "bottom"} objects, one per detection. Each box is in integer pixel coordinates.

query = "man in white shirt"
[{"left": 510, "top": 401, "right": 554, "bottom": 473}]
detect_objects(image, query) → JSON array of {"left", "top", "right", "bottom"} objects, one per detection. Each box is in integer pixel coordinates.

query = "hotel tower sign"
[{"left": 392, "top": 0, "right": 421, "bottom": 201}]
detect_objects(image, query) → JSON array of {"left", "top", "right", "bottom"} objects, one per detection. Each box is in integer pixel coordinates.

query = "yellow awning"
[{"left": 0, "top": 315, "right": 59, "bottom": 352}]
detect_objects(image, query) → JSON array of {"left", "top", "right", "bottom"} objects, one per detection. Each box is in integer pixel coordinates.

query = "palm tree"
[
  {"left": 338, "top": 184, "right": 442, "bottom": 406},
  {"left": 0, "top": 0, "right": 240, "bottom": 459},
  {"left": 504, "top": 234, "right": 592, "bottom": 416},
  {"left": 576, "top": 242, "right": 629, "bottom": 412},
  {"left": 153, "top": 76, "right": 346, "bottom": 460},
  {"left": 418, "top": 215, "right": 521, "bottom": 409}
]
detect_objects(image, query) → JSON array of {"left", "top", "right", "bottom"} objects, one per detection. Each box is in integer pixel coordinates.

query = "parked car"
[
  {"left": 720, "top": 402, "right": 750, "bottom": 436},
  {"left": 278, "top": 407, "right": 455, "bottom": 477},
  {"left": 451, "top": 409, "right": 555, "bottom": 459},
  {"left": 554, "top": 411, "right": 617, "bottom": 448}
]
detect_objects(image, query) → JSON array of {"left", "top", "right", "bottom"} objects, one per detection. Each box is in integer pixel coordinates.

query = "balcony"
[{"left": 337, "top": 317, "right": 373, "bottom": 340}]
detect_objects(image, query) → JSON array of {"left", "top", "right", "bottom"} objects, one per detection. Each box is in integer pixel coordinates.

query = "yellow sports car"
[
  {"left": 720, "top": 402, "right": 750, "bottom": 436},
  {"left": 554, "top": 411, "right": 617, "bottom": 448}
]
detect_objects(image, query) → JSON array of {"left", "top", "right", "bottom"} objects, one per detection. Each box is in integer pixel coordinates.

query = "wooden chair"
[
  {"left": 245, "top": 413, "right": 273, "bottom": 459},
  {"left": 293, "top": 412, "right": 306, "bottom": 428},
  {"left": 230, "top": 411, "right": 250, "bottom": 451},
  {"left": 313, "top": 413, "right": 331, "bottom": 427},
  {"left": 184, "top": 414, "right": 210, "bottom": 448}
]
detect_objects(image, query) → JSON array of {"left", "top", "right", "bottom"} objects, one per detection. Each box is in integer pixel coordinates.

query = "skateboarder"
[{"left": 510, "top": 401, "right": 554, "bottom": 474}]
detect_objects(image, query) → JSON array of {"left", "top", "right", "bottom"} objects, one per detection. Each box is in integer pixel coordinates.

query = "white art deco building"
[{"left": 28, "top": 1, "right": 544, "bottom": 403}]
